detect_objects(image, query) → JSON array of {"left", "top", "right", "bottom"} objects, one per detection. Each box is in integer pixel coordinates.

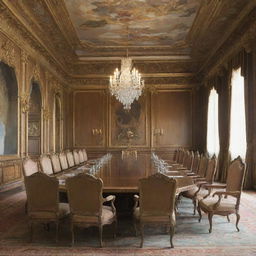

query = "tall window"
[
  {"left": 229, "top": 67, "right": 246, "bottom": 160},
  {"left": 207, "top": 88, "right": 219, "bottom": 156}
]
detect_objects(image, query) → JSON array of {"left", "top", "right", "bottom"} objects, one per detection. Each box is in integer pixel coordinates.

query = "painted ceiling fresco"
[{"left": 64, "top": 0, "right": 201, "bottom": 50}]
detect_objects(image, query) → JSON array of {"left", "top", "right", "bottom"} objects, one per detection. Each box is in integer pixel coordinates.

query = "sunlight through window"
[
  {"left": 207, "top": 88, "right": 219, "bottom": 156},
  {"left": 230, "top": 67, "right": 247, "bottom": 160}
]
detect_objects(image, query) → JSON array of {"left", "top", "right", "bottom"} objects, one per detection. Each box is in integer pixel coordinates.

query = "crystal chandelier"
[{"left": 109, "top": 57, "right": 144, "bottom": 110}]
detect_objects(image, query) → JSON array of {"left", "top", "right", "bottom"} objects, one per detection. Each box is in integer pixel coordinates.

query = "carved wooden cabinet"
[
  {"left": 0, "top": 158, "right": 22, "bottom": 191},
  {"left": 151, "top": 89, "right": 193, "bottom": 149},
  {"left": 73, "top": 90, "right": 107, "bottom": 148}
]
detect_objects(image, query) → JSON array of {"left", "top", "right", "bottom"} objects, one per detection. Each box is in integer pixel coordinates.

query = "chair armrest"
[
  {"left": 203, "top": 184, "right": 227, "bottom": 189},
  {"left": 212, "top": 191, "right": 241, "bottom": 210},
  {"left": 194, "top": 177, "right": 206, "bottom": 182},
  {"left": 213, "top": 191, "right": 241, "bottom": 198},
  {"left": 103, "top": 195, "right": 116, "bottom": 214},
  {"left": 133, "top": 194, "right": 139, "bottom": 211},
  {"left": 103, "top": 195, "right": 116, "bottom": 202}
]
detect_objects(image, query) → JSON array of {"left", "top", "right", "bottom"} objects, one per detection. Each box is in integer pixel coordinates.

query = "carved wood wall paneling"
[
  {"left": 73, "top": 90, "right": 107, "bottom": 149},
  {"left": 151, "top": 89, "right": 193, "bottom": 149}
]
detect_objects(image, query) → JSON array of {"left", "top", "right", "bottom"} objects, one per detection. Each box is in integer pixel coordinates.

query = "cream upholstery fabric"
[
  {"left": 82, "top": 149, "right": 88, "bottom": 161},
  {"left": 66, "top": 151, "right": 75, "bottom": 167},
  {"left": 78, "top": 149, "right": 85, "bottom": 163},
  {"left": 73, "top": 150, "right": 80, "bottom": 165},
  {"left": 40, "top": 155, "right": 54, "bottom": 175},
  {"left": 23, "top": 158, "right": 39, "bottom": 177},
  {"left": 50, "top": 154, "right": 62, "bottom": 173},
  {"left": 59, "top": 152, "right": 69, "bottom": 170}
]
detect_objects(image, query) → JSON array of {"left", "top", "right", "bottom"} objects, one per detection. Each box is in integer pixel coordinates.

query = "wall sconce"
[{"left": 92, "top": 128, "right": 102, "bottom": 136}]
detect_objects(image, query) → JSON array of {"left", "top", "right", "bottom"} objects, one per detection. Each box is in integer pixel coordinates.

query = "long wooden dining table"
[{"left": 58, "top": 153, "right": 196, "bottom": 195}]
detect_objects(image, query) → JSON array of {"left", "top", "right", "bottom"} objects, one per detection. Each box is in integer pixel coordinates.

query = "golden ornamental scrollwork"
[
  {"left": 19, "top": 93, "right": 30, "bottom": 113},
  {"left": 42, "top": 108, "right": 51, "bottom": 120},
  {"left": 33, "top": 63, "right": 41, "bottom": 82},
  {"left": 0, "top": 40, "right": 15, "bottom": 67},
  {"left": 21, "top": 50, "right": 28, "bottom": 64}
]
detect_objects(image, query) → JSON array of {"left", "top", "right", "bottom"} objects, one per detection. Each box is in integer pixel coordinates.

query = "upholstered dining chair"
[
  {"left": 82, "top": 149, "right": 88, "bottom": 162},
  {"left": 25, "top": 172, "right": 70, "bottom": 242},
  {"left": 50, "top": 153, "right": 62, "bottom": 174},
  {"left": 40, "top": 155, "right": 54, "bottom": 175},
  {"left": 182, "top": 155, "right": 217, "bottom": 214},
  {"left": 197, "top": 156, "right": 246, "bottom": 233},
  {"left": 78, "top": 149, "right": 85, "bottom": 164},
  {"left": 73, "top": 150, "right": 81, "bottom": 166},
  {"left": 66, "top": 151, "right": 75, "bottom": 168},
  {"left": 66, "top": 173, "right": 117, "bottom": 247},
  {"left": 59, "top": 152, "right": 69, "bottom": 171},
  {"left": 133, "top": 173, "right": 177, "bottom": 248},
  {"left": 23, "top": 157, "right": 39, "bottom": 177}
]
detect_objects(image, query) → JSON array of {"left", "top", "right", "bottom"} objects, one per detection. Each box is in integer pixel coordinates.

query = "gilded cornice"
[
  {"left": 202, "top": 8, "right": 256, "bottom": 79},
  {"left": 0, "top": 39, "right": 15, "bottom": 68},
  {"left": 0, "top": 0, "right": 69, "bottom": 85}
]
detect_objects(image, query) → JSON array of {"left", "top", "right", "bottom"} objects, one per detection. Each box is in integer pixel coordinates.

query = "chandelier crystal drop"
[{"left": 109, "top": 57, "right": 144, "bottom": 110}]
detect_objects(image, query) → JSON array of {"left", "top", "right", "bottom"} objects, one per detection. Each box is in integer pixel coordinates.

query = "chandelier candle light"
[{"left": 109, "top": 57, "right": 144, "bottom": 110}]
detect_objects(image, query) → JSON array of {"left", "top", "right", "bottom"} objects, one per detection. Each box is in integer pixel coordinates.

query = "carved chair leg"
[
  {"left": 55, "top": 221, "right": 59, "bottom": 243},
  {"left": 227, "top": 214, "right": 230, "bottom": 222},
  {"left": 99, "top": 225, "right": 103, "bottom": 248},
  {"left": 208, "top": 213, "right": 213, "bottom": 233},
  {"left": 71, "top": 222, "right": 74, "bottom": 246},
  {"left": 139, "top": 223, "right": 144, "bottom": 248},
  {"left": 236, "top": 213, "right": 240, "bottom": 232},
  {"left": 193, "top": 199, "right": 197, "bottom": 215},
  {"left": 198, "top": 205, "right": 202, "bottom": 222},
  {"left": 169, "top": 225, "right": 175, "bottom": 248}
]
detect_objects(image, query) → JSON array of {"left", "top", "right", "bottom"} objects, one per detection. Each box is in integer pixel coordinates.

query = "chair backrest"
[
  {"left": 177, "top": 149, "right": 184, "bottom": 164},
  {"left": 23, "top": 157, "right": 39, "bottom": 177},
  {"left": 78, "top": 149, "right": 85, "bottom": 163},
  {"left": 50, "top": 154, "right": 62, "bottom": 174},
  {"left": 182, "top": 150, "right": 189, "bottom": 165},
  {"left": 25, "top": 172, "right": 58, "bottom": 214},
  {"left": 40, "top": 155, "right": 54, "bottom": 175},
  {"left": 66, "top": 151, "right": 75, "bottom": 167},
  {"left": 205, "top": 155, "right": 217, "bottom": 183},
  {"left": 184, "top": 151, "right": 194, "bottom": 170},
  {"left": 197, "top": 155, "right": 208, "bottom": 177},
  {"left": 66, "top": 173, "right": 102, "bottom": 217},
  {"left": 173, "top": 149, "right": 179, "bottom": 162},
  {"left": 139, "top": 173, "right": 176, "bottom": 217},
  {"left": 226, "top": 156, "right": 246, "bottom": 192},
  {"left": 59, "top": 152, "right": 69, "bottom": 170},
  {"left": 73, "top": 150, "right": 80, "bottom": 165},
  {"left": 82, "top": 149, "right": 88, "bottom": 162},
  {"left": 191, "top": 151, "right": 200, "bottom": 173}
]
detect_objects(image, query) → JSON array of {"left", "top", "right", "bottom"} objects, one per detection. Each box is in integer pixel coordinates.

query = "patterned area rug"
[{"left": 0, "top": 188, "right": 256, "bottom": 256}]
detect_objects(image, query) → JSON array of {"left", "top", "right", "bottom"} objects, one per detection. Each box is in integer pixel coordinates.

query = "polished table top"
[{"left": 58, "top": 153, "right": 196, "bottom": 194}]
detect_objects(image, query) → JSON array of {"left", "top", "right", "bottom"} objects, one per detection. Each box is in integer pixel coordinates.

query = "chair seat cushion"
[
  {"left": 199, "top": 196, "right": 237, "bottom": 212},
  {"left": 29, "top": 203, "right": 70, "bottom": 220},
  {"left": 183, "top": 187, "right": 198, "bottom": 198},
  {"left": 72, "top": 205, "right": 115, "bottom": 225},
  {"left": 133, "top": 207, "right": 176, "bottom": 225}
]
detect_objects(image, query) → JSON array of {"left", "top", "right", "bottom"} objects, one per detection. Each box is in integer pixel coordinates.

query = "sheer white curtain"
[
  {"left": 207, "top": 88, "right": 219, "bottom": 156},
  {"left": 229, "top": 67, "right": 247, "bottom": 160}
]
